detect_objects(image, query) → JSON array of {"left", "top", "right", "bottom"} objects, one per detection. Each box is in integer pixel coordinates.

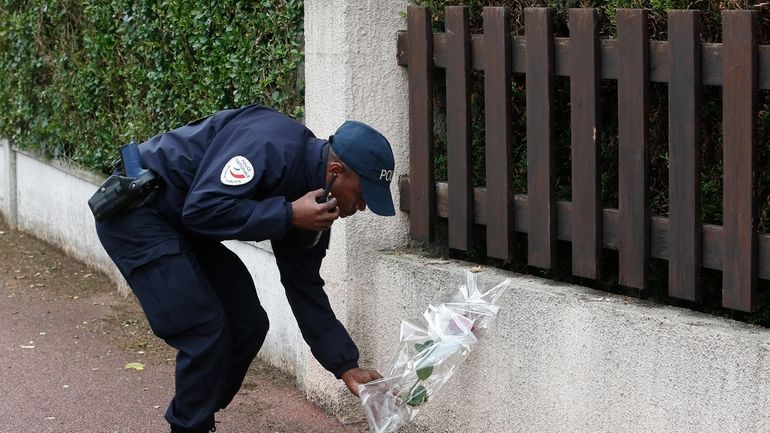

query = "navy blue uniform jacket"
[{"left": 138, "top": 104, "right": 359, "bottom": 378}]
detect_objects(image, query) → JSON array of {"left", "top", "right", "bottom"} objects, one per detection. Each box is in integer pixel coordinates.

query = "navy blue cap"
[{"left": 330, "top": 120, "right": 396, "bottom": 216}]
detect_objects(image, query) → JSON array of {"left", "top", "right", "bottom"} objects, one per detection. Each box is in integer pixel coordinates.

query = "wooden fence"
[{"left": 397, "top": 6, "right": 769, "bottom": 312}]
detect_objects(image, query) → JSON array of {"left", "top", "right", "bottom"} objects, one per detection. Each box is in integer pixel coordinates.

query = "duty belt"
[{"left": 88, "top": 141, "right": 158, "bottom": 222}]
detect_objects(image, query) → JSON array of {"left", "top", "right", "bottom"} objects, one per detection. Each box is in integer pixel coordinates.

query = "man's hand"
[
  {"left": 341, "top": 367, "right": 383, "bottom": 397},
  {"left": 291, "top": 188, "right": 340, "bottom": 231}
]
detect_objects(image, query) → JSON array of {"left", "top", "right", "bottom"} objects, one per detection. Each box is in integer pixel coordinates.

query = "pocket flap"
[{"left": 115, "top": 239, "right": 181, "bottom": 275}]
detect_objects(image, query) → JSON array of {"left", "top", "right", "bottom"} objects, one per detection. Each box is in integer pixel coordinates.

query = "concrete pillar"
[
  {"left": 305, "top": 0, "right": 410, "bottom": 253},
  {"left": 304, "top": 0, "right": 410, "bottom": 421},
  {"left": 2, "top": 139, "right": 17, "bottom": 228}
]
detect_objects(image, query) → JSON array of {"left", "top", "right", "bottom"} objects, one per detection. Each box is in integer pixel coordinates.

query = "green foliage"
[
  {"left": 405, "top": 384, "right": 429, "bottom": 406},
  {"left": 392, "top": 341, "right": 438, "bottom": 408},
  {"left": 416, "top": 365, "right": 434, "bottom": 380},
  {"left": 0, "top": 0, "right": 304, "bottom": 171},
  {"left": 415, "top": 339, "right": 435, "bottom": 353}
]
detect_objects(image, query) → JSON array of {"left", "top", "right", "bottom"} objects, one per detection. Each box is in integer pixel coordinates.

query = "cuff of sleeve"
[
  {"left": 334, "top": 361, "right": 360, "bottom": 380},
  {"left": 284, "top": 200, "right": 294, "bottom": 229}
]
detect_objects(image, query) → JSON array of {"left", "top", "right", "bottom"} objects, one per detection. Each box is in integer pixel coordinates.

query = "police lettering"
[{"left": 379, "top": 169, "right": 393, "bottom": 181}]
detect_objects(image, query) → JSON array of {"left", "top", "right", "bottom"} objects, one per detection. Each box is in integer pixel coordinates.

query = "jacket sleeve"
[
  {"left": 180, "top": 127, "right": 294, "bottom": 242},
  {"left": 271, "top": 231, "right": 360, "bottom": 378},
  {"left": 182, "top": 187, "right": 292, "bottom": 241}
]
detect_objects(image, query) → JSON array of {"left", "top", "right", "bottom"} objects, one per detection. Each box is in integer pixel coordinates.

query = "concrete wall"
[
  {"left": 0, "top": 140, "right": 9, "bottom": 222},
  {"left": 373, "top": 254, "right": 770, "bottom": 433},
  {"left": 14, "top": 151, "right": 118, "bottom": 282}
]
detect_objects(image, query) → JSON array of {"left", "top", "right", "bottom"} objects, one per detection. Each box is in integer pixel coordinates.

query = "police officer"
[{"left": 94, "top": 104, "right": 394, "bottom": 433}]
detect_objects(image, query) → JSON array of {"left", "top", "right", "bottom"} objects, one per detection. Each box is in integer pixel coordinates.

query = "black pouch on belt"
[
  {"left": 88, "top": 171, "right": 157, "bottom": 222},
  {"left": 88, "top": 141, "right": 158, "bottom": 222}
]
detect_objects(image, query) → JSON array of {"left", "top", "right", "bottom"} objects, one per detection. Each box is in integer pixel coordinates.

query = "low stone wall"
[
  {"left": 369, "top": 253, "right": 770, "bottom": 433},
  {"left": 13, "top": 150, "right": 118, "bottom": 283},
  {"left": 0, "top": 140, "right": 9, "bottom": 222}
]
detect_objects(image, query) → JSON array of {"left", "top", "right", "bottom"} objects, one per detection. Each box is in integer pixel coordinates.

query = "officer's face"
[{"left": 329, "top": 166, "right": 366, "bottom": 218}]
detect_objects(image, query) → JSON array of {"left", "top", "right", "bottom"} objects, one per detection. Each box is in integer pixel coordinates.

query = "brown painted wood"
[
  {"left": 445, "top": 6, "right": 473, "bottom": 251},
  {"left": 407, "top": 6, "right": 435, "bottom": 243},
  {"left": 397, "top": 27, "right": 770, "bottom": 90},
  {"left": 616, "top": 9, "right": 650, "bottom": 290},
  {"left": 483, "top": 7, "right": 514, "bottom": 260},
  {"left": 399, "top": 177, "right": 770, "bottom": 280},
  {"left": 760, "top": 46, "right": 770, "bottom": 89},
  {"left": 722, "top": 11, "right": 757, "bottom": 312},
  {"left": 667, "top": 10, "right": 702, "bottom": 302},
  {"left": 569, "top": 8, "right": 602, "bottom": 279},
  {"left": 526, "top": 8, "right": 556, "bottom": 269},
  {"left": 397, "top": 9, "right": 770, "bottom": 306}
]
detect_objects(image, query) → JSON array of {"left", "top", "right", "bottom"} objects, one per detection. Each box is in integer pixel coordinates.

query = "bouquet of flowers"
[{"left": 358, "top": 271, "right": 510, "bottom": 433}]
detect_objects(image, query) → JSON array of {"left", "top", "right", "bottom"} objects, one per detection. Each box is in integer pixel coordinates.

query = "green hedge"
[{"left": 0, "top": 0, "right": 304, "bottom": 171}]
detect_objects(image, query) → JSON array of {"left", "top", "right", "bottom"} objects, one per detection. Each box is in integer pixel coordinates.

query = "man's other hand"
[
  {"left": 341, "top": 367, "right": 383, "bottom": 397},
  {"left": 291, "top": 188, "right": 340, "bottom": 231}
]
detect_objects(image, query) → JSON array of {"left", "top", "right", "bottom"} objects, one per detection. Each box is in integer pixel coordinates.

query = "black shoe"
[{"left": 169, "top": 415, "right": 217, "bottom": 433}]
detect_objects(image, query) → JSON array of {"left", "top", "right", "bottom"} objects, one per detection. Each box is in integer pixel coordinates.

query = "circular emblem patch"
[{"left": 220, "top": 156, "right": 254, "bottom": 186}]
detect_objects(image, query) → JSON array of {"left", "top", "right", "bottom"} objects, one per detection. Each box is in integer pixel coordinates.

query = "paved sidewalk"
[{"left": 0, "top": 217, "right": 369, "bottom": 433}]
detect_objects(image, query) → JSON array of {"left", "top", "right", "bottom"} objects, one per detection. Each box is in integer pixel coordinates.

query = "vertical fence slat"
[
  {"left": 484, "top": 7, "right": 514, "bottom": 260},
  {"left": 569, "top": 8, "right": 601, "bottom": 279},
  {"left": 722, "top": 11, "right": 757, "bottom": 312},
  {"left": 617, "top": 9, "right": 650, "bottom": 290},
  {"left": 667, "top": 11, "right": 702, "bottom": 301},
  {"left": 526, "top": 8, "right": 556, "bottom": 268},
  {"left": 408, "top": 6, "right": 435, "bottom": 243},
  {"left": 446, "top": 6, "right": 473, "bottom": 251}
]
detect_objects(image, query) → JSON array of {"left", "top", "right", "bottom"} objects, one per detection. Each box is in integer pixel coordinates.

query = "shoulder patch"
[{"left": 220, "top": 156, "right": 254, "bottom": 186}]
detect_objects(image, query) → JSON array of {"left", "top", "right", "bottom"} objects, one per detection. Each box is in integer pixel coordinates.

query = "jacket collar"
[{"left": 306, "top": 137, "right": 329, "bottom": 191}]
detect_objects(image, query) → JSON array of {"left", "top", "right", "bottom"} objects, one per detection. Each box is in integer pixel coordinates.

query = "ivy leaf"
[
  {"left": 406, "top": 385, "right": 428, "bottom": 407},
  {"left": 416, "top": 366, "right": 433, "bottom": 381}
]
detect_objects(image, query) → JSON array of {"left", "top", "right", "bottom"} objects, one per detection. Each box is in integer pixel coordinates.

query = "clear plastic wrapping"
[{"left": 359, "top": 271, "right": 511, "bottom": 433}]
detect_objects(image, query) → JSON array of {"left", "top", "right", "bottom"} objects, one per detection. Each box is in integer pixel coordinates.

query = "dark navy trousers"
[{"left": 95, "top": 196, "right": 269, "bottom": 433}]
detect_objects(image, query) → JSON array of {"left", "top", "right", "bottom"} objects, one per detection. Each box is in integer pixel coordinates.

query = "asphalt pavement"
[{"left": 0, "top": 219, "right": 369, "bottom": 433}]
